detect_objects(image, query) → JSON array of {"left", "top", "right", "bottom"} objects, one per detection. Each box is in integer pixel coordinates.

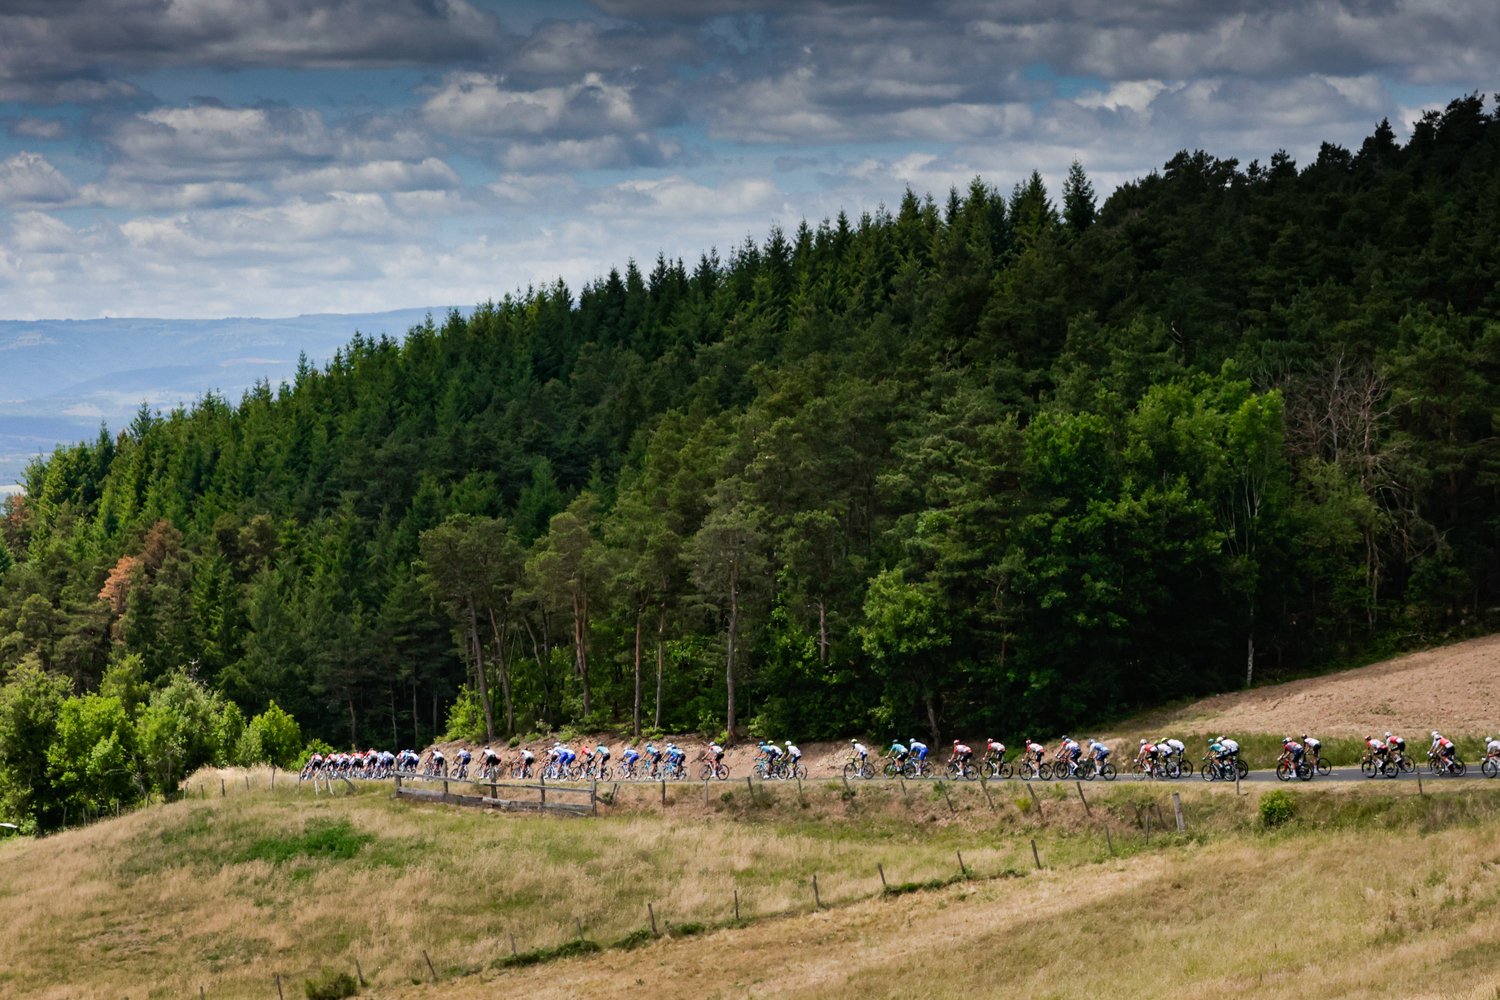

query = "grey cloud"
[
  {"left": 500, "top": 133, "right": 679, "bottom": 172},
  {"left": 0, "top": 0, "right": 499, "bottom": 104},
  {"left": 8, "top": 118, "right": 69, "bottom": 140}
]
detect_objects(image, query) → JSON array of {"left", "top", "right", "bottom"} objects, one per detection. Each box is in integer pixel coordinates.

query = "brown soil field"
[{"left": 1105, "top": 632, "right": 1500, "bottom": 740}]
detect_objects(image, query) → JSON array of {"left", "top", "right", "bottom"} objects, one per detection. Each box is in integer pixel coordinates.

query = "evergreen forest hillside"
[{"left": 4, "top": 95, "right": 1500, "bottom": 830}]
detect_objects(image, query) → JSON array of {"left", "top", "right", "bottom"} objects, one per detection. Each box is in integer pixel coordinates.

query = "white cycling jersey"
[
  {"left": 1486, "top": 739, "right": 1500, "bottom": 754},
  {"left": 1220, "top": 739, "right": 1239, "bottom": 754}
]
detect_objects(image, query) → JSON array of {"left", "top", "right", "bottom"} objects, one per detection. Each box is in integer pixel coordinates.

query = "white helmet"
[
  {"left": 784, "top": 740, "right": 793, "bottom": 746},
  {"left": 1384, "top": 731, "right": 1392, "bottom": 738},
  {"left": 1140, "top": 739, "right": 1147, "bottom": 745},
  {"left": 1432, "top": 731, "right": 1440, "bottom": 739}
]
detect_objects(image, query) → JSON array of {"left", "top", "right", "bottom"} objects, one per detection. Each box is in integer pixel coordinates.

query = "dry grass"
[
  {"left": 4, "top": 767, "right": 1499, "bottom": 999},
  {"left": 1105, "top": 631, "right": 1500, "bottom": 740},
  {"left": 379, "top": 805, "right": 1500, "bottom": 1000}
]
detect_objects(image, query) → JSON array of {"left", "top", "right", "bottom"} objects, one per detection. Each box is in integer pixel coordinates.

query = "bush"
[
  {"left": 442, "top": 687, "right": 486, "bottom": 743},
  {"left": 304, "top": 969, "right": 358, "bottom": 999},
  {"left": 1260, "top": 789, "right": 1296, "bottom": 828},
  {"left": 239, "top": 701, "right": 303, "bottom": 768}
]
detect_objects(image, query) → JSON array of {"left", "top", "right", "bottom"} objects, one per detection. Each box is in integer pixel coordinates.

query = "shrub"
[
  {"left": 304, "top": 970, "right": 358, "bottom": 999},
  {"left": 1260, "top": 789, "right": 1296, "bottom": 828}
]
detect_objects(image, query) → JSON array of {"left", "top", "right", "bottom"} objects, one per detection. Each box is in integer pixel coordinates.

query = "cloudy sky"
[{"left": 0, "top": 0, "right": 1486, "bottom": 320}]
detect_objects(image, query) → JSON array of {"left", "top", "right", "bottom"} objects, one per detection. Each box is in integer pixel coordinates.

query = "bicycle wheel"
[
  {"left": 845, "top": 762, "right": 864, "bottom": 782},
  {"left": 1398, "top": 755, "right": 1415, "bottom": 773},
  {"left": 1276, "top": 762, "right": 1293, "bottom": 781},
  {"left": 1482, "top": 757, "right": 1498, "bottom": 779},
  {"left": 1200, "top": 762, "right": 1216, "bottom": 782},
  {"left": 1316, "top": 759, "right": 1332, "bottom": 776},
  {"left": 1360, "top": 758, "right": 1377, "bottom": 778},
  {"left": 1038, "top": 762, "right": 1053, "bottom": 780},
  {"left": 1019, "top": 763, "right": 1035, "bottom": 781},
  {"left": 1451, "top": 760, "right": 1467, "bottom": 776},
  {"left": 1296, "top": 761, "right": 1313, "bottom": 782},
  {"left": 1099, "top": 762, "right": 1117, "bottom": 781},
  {"left": 1235, "top": 759, "right": 1249, "bottom": 779},
  {"left": 980, "top": 760, "right": 996, "bottom": 779}
]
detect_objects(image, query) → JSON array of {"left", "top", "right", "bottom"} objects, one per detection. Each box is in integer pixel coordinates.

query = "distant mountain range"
[{"left": 0, "top": 308, "right": 457, "bottom": 487}]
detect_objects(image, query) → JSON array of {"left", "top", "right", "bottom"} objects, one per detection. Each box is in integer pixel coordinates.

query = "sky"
[{"left": 0, "top": 0, "right": 1489, "bottom": 321}]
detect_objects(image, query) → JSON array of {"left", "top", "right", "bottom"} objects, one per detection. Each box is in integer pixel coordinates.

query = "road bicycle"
[
  {"left": 846, "top": 756, "right": 876, "bottom": 780},
  {"left": 1481, "top": 753, "right": 1499, "bottom": 779},
  {"left": 1078, "top": 757, "right": 1117, "bottom": 781},
  {"left": 979, "top": 754, "right": 1013, "bottom": 780},
  {"left": 1199, "top": 753, "right": 1248, "bottom": 781},
  {"left": 1276, "top": 751, "right": 1313, "bottom": 782},
  {"left": 1360, "top": 750, "right": 1398, "bottom": 778},
  {"left": 1427, "top": 751, "right": 1466, "bottom": 776},
  {"left": 1016, "top": 756, "right": 1044, "bottom": 781},
  {"left": 945, "top": 757, "right": 978, "bottom": 781},
  {"left": 698, "top": 756, "right": 730, "bottom": 780}
]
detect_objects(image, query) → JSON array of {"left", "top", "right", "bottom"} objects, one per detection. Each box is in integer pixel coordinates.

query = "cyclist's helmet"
[
  {"left": 851, "top": 738, "right": 858, "bottom": 744},
  {"left": 1384, "top": 731, "right": 1392, "bottom": 738},
  {"left": 953, "top": 740, "right": 960, "bottom": 746},
  {"left": 1433, "top": 731, "right": 1440, "bottom": 738},
  {"left": 1140, "top": 739, "right": 1147, "bottom": 745},
  {"left": 785, "top": 740, "right": 793, "bottom": 746},
  {"left": 1301, "top": 734, "right": 1309, "bottom": 741}
]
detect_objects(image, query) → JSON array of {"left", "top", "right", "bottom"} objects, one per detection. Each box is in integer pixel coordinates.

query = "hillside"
[
  {"left": 1106, "top": 633, "right": 1500, "bottom": 740},
  {"left": 6, "top": 96, "right": 1500, "bottom": 834},
  {"left": 3, "top": 770, "right": 1500, "bottom": 998}
]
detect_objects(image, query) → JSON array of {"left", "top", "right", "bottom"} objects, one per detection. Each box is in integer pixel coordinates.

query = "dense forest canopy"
[{"left": 4, "top": 94, "right": 1500, "bottom": 830}]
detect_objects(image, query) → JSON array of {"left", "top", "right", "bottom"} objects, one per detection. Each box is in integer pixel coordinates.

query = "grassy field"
[{"left": 2, "top": 766, "right": 1500, "bottom": 998}]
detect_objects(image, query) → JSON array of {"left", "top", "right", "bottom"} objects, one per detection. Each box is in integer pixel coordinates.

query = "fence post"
[
  {"left": 878, "top": 862, "right": 887, "bottom": 889},
  {"left": 812, "top": 874, "right": 821, "bottom": 909},
  {"left": 1144, "top": 812, "right": 1151, "bottom": 844},
  {"left": 1416, "top": 770, "right": 1424, "bottom": 796},
  {"left": 354, "top": 956, "right": 365, "bottom": 986},
  {"left": 648, "top": 902, "right": 658, "bottom": 937},
  {"left": 1075, "top": 781, "right": 1091, "bottom": 815},
  {"left": 956, "top": 850, "right": 967, "bottom": 878},
  {"left": 591, "top": 780, "right": 598, "bottom": 817},
  {"left": 978, "top": 776, "right": 996, "bottom": 812},
  {"left": 510, "top": 932, "right": 518, "bottom": 957},
  {"left": 275, "top": 972, "right": 284, "bottom": 1000},
  {"left": 220, "top": 778, "right": 226, "bottom": 798},
  {"left": 1027, "top": 781, "right": 1043, "bottom": 819},
  {"left": 1030, "top": 839, "right": 1042, "bottom": 869},
  {"left": 539, "top": 773, "right": 546, "bottom": 809},
  {"left": 1103, "top": 823, "right": 1114, "bottom": 855},
  {"left": 576, "top": 917, "right": 585, "bottom": 943},
  {"left": 734, "top": 888, "right": 740, "bottom": 922},
  {"left": 938, "top": 781, "right": 955, "bottom": 814},
  {"left": 1172, "top": 792, "right": 1185, "bottom": 831},
  {"left": 245, "top": 774, "right": 251, "bottom": 791},
  {"left": 423, "top": 949, "right": 437, "bottom": 981},
  {"left": 660, "top": 779, "right": 667, "bottom": 807}
]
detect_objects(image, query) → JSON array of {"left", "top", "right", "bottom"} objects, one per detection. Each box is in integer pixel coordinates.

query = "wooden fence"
[{"left": 392, "top": 773, "right": 596, "bottom": 817}]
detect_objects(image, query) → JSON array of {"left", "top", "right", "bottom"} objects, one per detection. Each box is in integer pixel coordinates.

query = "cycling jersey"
[
  {"left": 987, "top": 741, "right": 1005, "bottom": 755},
  {"left": 1220, "top": 739, "right": 1239, "bottom": 755},
  {"left": 910, "top": 742, "right": 928, "bottom": 760}
]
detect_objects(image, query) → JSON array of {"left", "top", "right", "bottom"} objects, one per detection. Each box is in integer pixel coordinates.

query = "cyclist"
[
  {"left": 1364, "top": 733, "right": 1388, "bottom": 765},
  {"left": 1136, "top": 739, "right": 1156, "bottom": 774},
  {"left": 1088, "top": 738, "right": 1110, "bottom": 772},
  {"left": 909, "top": 738, "right": 929, "bottom": 774},
  {"left": 1023, "top": 737, "right": 1045, "bottom": 771},
  {"left": 620, "top": 744, "right": 640, "bottom": 777},
  {"left": 761, "top": 740, "right": 783, "bottom": 775},
  {"left": 644, "top": 741, "right": 663, "bottom": 776},
  {"left": 887, "top": 739, "right": 908, "bottom": 767},
  {"left": 1160, "top": 737, "right": 1185, "bottom": 765},
  {"left": 666, "top": 742, "right": 687, "bottom": 776},
  {"left": 480, "top": 745, "right": 501, "bottom": 777},
  {"left": 950, "top": 740, "right": 974, "bottom": 770},
  {"left": 1484, "top": 735, "right": 1500, "bottom": 760},
  {"left": 706, "top": 740, "right": 726, "bottom": 769},
  {"left": 1059, "top": 736, "right": 1082, "bottom": 777},
  {"left": 585, "top": 740, "right": 609, "bottom": 779},
  {"left": 1217, "top": 735, "right": 1240, "bottom": 770},
  {"left": 430, "top": 748, "right": 446, "bottom": 776},
  {"left": 1431, "top": 731, "right": 1456, "bottom": 770},
  {"left": 558, "top": 743, "right": 578, "bottom": 776},
  {"left": 1282, "top": 737, "right": 1305, "bottom": 772},
  {"left": 517, "top": 746, "right": 536, "bottom": 778},
  {"left": 985, "top": 738, "right": 1006, "bottom": 769},
  {"left": 1300, "top": 734, "right": 1323, "bottom": 769},
  {"left": 784, "top": 740, "right": 801, "bottom": 771},
  {"left": 1384, "top": 731, "right": 1406, "bottom": 766}
]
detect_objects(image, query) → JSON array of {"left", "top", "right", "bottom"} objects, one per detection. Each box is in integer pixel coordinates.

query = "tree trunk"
[
  {"left": 816, "top": 599, "right": 828, "bottom": 663},
  {"left": 632, "top": 606, "right": 643, "bottom": 738},
  {"left": 572, "top": 588, "right": 592, "bottom": 717},
  {"left": 654, "top": 605, "right": 666, "bottom": 730},
  {"left": 923, "top": 689, "right": 940, "bottom": 747},
  {"left": 347, "top": 697, "right": 358, "bottom": 747},
  {"left": 486, "top": 606, "right": 515, "bottom": 736},
  {"left": 389, "top": 685, "right": 397, "bottom": 750},
  {"left": 1245, "top": 626, "right": 1255, "bottom": 689},
  {"left": 726, "top": 558, "right": 739, "bottom": 740},
  {"left": 412, "top": 680, "right": 419, "bottom": 748},
  {"left": 467, "top": 597, "right": 496, "bottom": 742}
]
